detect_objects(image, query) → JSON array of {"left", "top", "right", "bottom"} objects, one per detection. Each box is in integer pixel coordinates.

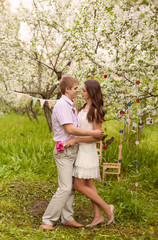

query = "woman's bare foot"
[
  {"left": 91, "top": 215, "right": 104, "bottom": 225},
  {"left": 107, "top": 205, "right": 115, "bottom": 225},
  {"left": 86, "top": 216, "right": 104, "bottom": 227}
]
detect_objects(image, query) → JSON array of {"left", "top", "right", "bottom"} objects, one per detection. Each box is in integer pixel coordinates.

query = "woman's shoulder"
[{"left": 78, "top": 108, "right": 85, "bottom": 115}]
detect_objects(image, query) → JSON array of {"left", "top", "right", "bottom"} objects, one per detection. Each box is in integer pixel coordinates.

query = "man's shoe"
[
  {"left": 39, "top": 224, "right": 55, "bottom": 231},
  {"left": 63, "top": 220, "right": 84, "bottom": 228}
]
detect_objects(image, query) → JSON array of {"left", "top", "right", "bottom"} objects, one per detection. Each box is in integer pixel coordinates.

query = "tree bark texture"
[{"left": 43, "top": 102, "right": 52, "bottom": 131}]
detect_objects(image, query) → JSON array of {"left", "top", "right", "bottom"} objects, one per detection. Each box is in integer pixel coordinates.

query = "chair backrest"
[{"left": 96, "top": 141, "right": 102, "bottom": 164}]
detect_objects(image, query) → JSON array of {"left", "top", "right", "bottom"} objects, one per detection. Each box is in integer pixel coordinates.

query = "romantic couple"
[{"left": 40, "top": 76, "right": 115, "bottom": 230}]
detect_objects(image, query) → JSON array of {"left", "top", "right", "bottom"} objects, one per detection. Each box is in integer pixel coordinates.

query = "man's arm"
[
  {"left": 63, "top": 123, "right": 103, "bottom": 138},
  {"left": 64, "top": 122, "right": 103, "bottom": 147},
  {"left": 74, "top": 121, "right": 102, "bottom": 142}
]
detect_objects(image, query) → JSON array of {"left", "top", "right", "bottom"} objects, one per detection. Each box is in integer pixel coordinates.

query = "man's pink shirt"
[{"left": 52, "top": 95, "right": 78, "bottom": 145}]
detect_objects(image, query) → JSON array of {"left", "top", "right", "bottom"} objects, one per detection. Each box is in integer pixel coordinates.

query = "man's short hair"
[{"left": 59, "top": 76, "right": 79, "bottom": 94}]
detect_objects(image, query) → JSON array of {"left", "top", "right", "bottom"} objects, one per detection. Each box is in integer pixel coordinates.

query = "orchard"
[{"left": 0, "top": 0, "right": 157, "bottom": 239}]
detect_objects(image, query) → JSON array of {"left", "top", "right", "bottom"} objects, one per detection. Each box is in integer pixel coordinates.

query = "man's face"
[{"left": 66, "top": 83, "right": 79, "bottom": 100}]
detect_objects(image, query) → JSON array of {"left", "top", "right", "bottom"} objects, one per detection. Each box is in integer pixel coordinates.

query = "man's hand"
[
  {"left": 93, "top": 129, "right": 104, "bottom": 138},
  {"left": 64, "top": 138, "right": 77, "bottom": 148}
]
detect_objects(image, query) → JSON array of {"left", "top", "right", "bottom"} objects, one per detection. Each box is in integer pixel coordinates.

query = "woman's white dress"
[{"left": 73, "top": 109, "right": 101, "bottom": 180}]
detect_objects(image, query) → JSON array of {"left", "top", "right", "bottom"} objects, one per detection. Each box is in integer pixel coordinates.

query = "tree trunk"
[{"left": 43, "top": 102, "right": 52, "bottom": 132}]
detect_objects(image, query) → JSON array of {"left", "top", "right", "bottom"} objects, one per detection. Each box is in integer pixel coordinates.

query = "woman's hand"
[
  {"left": 64, "top": 138, "right": 77, "bottom": 148},
  {"left": 93, "top": 129, "right": 104, "bottom": 138}
]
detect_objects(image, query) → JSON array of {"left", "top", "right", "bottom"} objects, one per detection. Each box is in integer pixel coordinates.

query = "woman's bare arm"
[{"left": 64, "top": 121, "right": 103, "bottom": 147}]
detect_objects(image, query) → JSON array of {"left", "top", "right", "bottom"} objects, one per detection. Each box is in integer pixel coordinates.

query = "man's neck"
[{"left": 64, "top": 93, "right": 73, "bottom": 101}]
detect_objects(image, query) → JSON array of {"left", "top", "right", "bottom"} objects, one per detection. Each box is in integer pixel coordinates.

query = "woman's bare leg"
[
  {"left": 85, "top": 179, "right": 103, "bottom": 224},
  {"left": 74, "top": 178, "right": 111, "bottom": 220}
]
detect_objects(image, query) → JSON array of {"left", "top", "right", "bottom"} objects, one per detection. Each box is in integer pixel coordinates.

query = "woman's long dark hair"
[{"left": 80, "top": 80, "right": 104, "bottom": 123}]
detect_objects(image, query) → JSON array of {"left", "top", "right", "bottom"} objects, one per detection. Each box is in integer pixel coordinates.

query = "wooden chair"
[
  {"left": 102, "top": 145, "right": 122, "bottom": 181},
  {"left": 96, "top": 141, "right": 102, "bottom": 165},
  {"left": 102, "top": 163, "right": 121, "bottom": 181}
]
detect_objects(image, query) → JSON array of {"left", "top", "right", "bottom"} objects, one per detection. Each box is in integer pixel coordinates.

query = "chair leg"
[
  {"left": 102, "top": 170, "right": 104, "bottom": 181},
  {"left": 117, "top": 175, "right": 120, "bottom": 181}
]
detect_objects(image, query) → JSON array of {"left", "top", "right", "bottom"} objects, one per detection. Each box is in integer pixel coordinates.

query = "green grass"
[{"left": 0, "top": 113, "right": 158, "bottom": 239}]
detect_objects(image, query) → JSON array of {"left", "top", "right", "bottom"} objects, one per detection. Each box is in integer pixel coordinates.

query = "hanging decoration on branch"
[
  {"left": 91, "top": 70, "right": 95, "bottom": 80},
  {"left": 25, "top": 95, "right": 30, "bottom": 104},
  {"left": 17, "top": 94, "right": 22, "bottom": 101},
  {"left": 146, "top": 116, "right": 153, "bottom": 125},
  {"left": 117, "top": 76, "right": 125, "bottom": 181},
  {"left": 8, "top": 90, "right": 58, "bottom": 109},
  {"left": 40, "top": 99, "right": 45, "bottom": 108},
  {"left": 132, "top": 122, "right": 137, "bottom": 132},
  {"left": 135, "top": 79, "right": 141, "bottom": 214}
]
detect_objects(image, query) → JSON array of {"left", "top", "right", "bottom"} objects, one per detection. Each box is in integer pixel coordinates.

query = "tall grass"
[{"left": 0, "top": 114, "right": 56, "bottom": 179}]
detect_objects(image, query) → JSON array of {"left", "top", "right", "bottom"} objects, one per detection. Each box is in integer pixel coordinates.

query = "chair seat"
[
  {"left": 103, "top": 163, "right": 119, "bottom": 168},
  {"left": 103, "top": 171, "right": 119, "bottom": 175}
]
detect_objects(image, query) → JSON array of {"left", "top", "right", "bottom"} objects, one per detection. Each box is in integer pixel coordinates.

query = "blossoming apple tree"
[{"left": 0, "top": 0, "right": 157, "bottom": 130}]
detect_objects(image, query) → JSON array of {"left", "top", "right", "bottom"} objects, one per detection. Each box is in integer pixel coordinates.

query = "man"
[{"left": 40, "top": 76, "right": 103, "bottom": 230}]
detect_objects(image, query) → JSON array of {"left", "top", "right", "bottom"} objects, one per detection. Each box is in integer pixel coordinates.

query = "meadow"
[{"left": 0, "top": 113, "right": 157, "bottom": 240}]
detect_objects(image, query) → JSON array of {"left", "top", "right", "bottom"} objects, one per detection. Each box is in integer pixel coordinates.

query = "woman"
[{"left": 64, "top": 80, "right": 115, "bottom": 227}]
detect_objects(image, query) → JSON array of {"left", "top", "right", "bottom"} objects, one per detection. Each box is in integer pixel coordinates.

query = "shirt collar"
[{"left": 61, "top": 95, "right": 75, "bottom": 107}]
